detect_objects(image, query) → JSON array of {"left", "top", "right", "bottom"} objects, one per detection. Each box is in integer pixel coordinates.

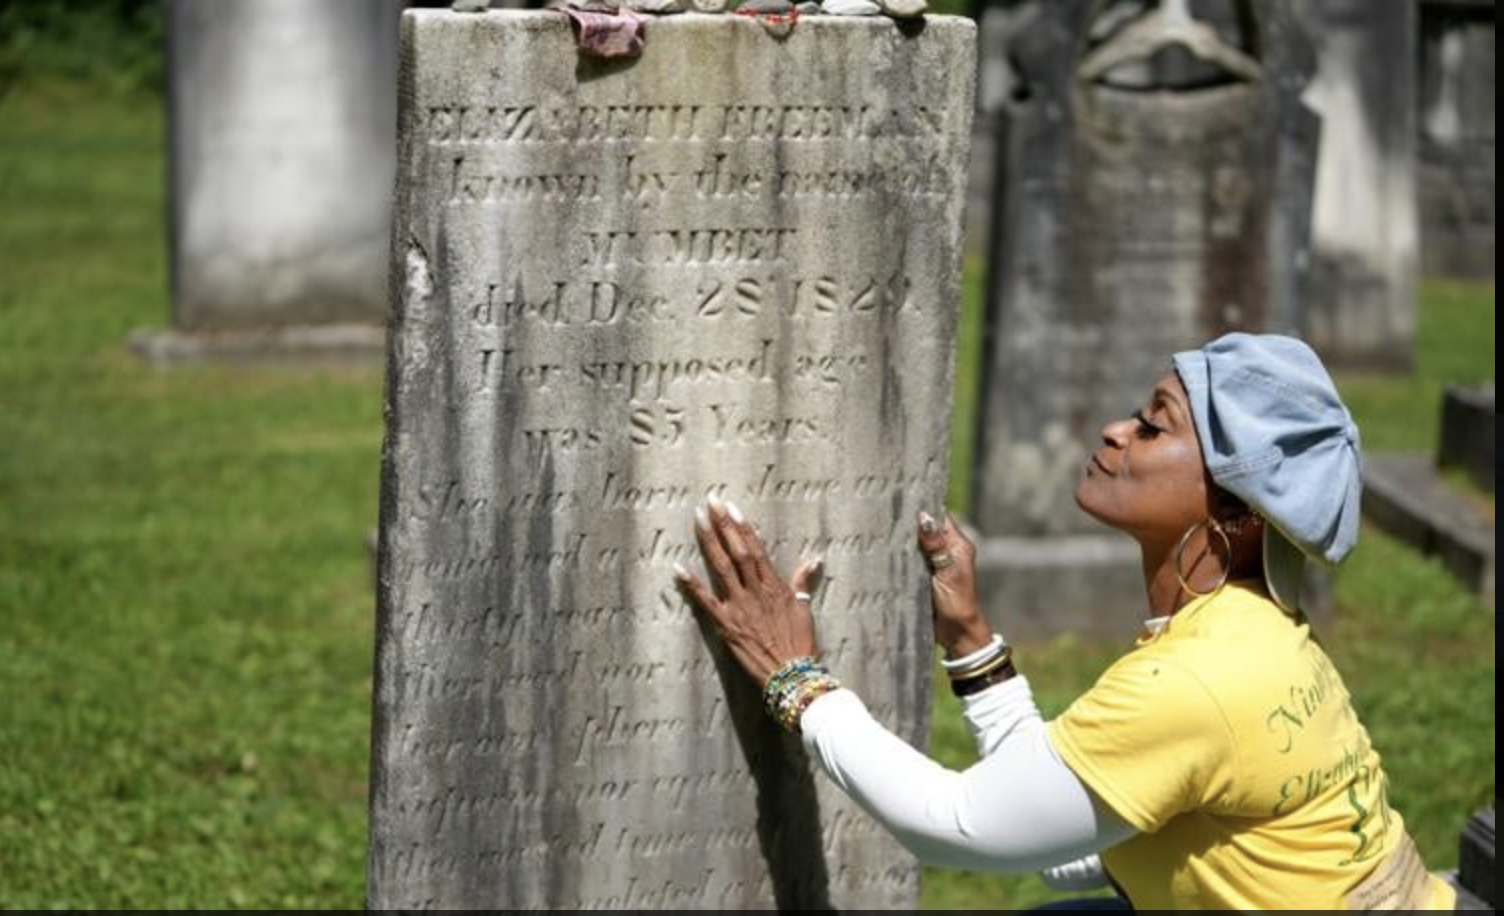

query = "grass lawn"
[{"left": 1, "top": 83, "right": 1494, "bottom": 909}]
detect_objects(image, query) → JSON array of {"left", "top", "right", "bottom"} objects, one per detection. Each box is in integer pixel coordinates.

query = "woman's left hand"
[{"left": 675, "top": 500, "right": 823, "bottom": 685}]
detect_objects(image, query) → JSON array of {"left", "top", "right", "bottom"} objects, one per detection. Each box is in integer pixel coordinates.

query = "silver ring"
[
  {"left": 794, "top": 591, "right": 813, "bottom": 602},
  {"left": 928, "top": 551, "right": 956, "bottom": 571}
]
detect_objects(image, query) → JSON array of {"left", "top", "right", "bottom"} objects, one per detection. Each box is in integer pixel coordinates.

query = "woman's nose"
[{"left": 1101, "top": 417, "right": 1134, "bottom": 448}]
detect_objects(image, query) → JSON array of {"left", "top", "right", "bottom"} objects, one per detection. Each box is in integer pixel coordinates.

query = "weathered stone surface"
[
  {"left": 970, "top": 0, "right": 1319, "bottom": 638},
  {"left": 1418, "top": 0, "right": 1495, "bottom": 280},
  {"left": 369, "top": 11, "right": 974, "bottom": 909},
  {"left": 1300, "top": 0, "right": 1419, "bottom": 369},
  {"left": 1440, "top": 383, "right": 1496, "bottom": 493},
  {"left": 167, "top": 0, "right": 406, "bottom": 333}
]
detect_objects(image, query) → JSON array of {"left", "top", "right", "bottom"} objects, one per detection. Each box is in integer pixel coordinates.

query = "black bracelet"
[{"left": 951, "top": 659, "right": 1017, "bottom": 698}]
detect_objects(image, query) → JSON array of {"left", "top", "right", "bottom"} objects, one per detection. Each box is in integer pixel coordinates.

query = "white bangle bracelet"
[{"left": 940, "top": 633, "right": 1007, "bottom": 671}]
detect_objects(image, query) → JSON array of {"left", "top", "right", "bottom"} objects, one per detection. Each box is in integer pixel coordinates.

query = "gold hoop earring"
[{"left": 1175, "top": 517, "right": 1232, "bottom": 598}]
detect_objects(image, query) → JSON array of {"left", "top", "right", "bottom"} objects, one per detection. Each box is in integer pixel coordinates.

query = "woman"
[{"left": 674, "top": 333, "right": 1455, "bottom": 910}]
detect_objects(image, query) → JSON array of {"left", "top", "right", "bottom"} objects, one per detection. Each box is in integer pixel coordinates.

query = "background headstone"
[
  {"left": 1300, "top": 0, "right": 1419, "bottom": 370},
  {"left": 1458, "top": 806, "right": 1496, "bottom": 908},
  {"left": 138, "top": 0, "right": 407, "bottom": 362},
  {"left": 966, "top": 2, "right": 1035, "bottom": 259},
  {"left": 1417, "top": 0, "right": 1495, "bottom": 280},
  {"left": 1363, "top": 381, "right": 1496, "bottom": 611},
  {"left": 369, "top": 11, "right": 974, "bottom": 909},
  {"left": 970, "top": 0, "right": 1319, "bottom": 640},
  {"left": 1439, "top": 383, "right": 1496, "bottom": 493}
]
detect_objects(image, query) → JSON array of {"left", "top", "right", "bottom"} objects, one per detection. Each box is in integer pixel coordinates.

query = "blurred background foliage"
[{"left": 0, "top": 0, "right": 164, "bottom": 96}]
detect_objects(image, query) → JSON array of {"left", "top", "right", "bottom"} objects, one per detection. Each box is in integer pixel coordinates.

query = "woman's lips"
[{"left": 1089, "top": 453, "right": 1114, "bottom": 477}]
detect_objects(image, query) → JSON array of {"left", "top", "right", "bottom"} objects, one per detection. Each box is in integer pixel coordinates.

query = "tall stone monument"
[
  {"left": 369, "top": 11, "right": 974, "bottom": 909},
  {"left": 1417, "top": 0, "right": 1495, "bottom": 280},
  {"left": 1301, "top": 0, "right": 1419, "bottom": 370},
  {"left": 135, "top": 0, "right": 406, "bottom": 363},
  {"left": 972, "top": 0, "right": 1317, "bottom": 640}
]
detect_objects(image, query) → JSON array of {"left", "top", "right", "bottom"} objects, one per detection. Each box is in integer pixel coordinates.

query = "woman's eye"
[{"left": 1133, "top": 410, "right": 1163, "bottom": 439}]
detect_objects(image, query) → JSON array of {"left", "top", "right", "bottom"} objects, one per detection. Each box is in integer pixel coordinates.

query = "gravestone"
[
  {"left": 133, "top": 0, "right": 407, "bottom": 363},
  {"left": 967, "top": 2, "right": 1036, "bottom": 259},
  {"left": 1440, "top": 383, "right": 1495, "bottom": 493},
  {"left": 1300, "top": 0, "right": 1419, "bottom": 370},
  {"left": 1459, "top": 806, "right": 1496, "bottom": 907},
  {"left": 972, "top": 0, "right": 1319, "bottom": 640},
  {"left": 1417, "top": 0, "right": 1495, "bottom": 280},
  {"left": 369, "top": 10, "right": 974, "bottom": 909}
]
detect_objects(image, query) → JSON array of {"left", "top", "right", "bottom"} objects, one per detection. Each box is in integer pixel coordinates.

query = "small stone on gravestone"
[
  {"left": 820, "top": 0, "right": 881, "bottom": 16},
  {"left": 872, "top": 0, "right": 926, "bottom": 20},
  {"left": 970, "top": 0, "right": 1319, "bottom": 641},
  {"left": 624, "top": 0, "right": 689, "bottom": 13},
  {"left": 737, "top": 0, "right": 794, "bottom": 15},
  {"left": 368, "top": 10, "right": 975, "bottom": 909}
]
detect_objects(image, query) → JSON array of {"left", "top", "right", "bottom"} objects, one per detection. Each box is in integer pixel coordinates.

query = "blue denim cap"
[{"left": 1172, "top": 333, "right": 1363, "bottom": 613}]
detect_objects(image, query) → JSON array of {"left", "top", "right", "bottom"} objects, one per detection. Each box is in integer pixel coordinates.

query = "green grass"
[
  {"left": 1338, "top": 279, "right": 1497, "bottom": 453},
  {"left": 0, "top": 85, "right": 380, "bottom": 908},
  {"left": 0, "top": 82, "right": 1494, "bottom": 909}
]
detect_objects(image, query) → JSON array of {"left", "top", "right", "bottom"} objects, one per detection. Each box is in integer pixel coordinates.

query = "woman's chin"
[
  {"left": 1073, "top": 479, "right": 1098, "bottom": 516},
  {"left": 1073, "top": 482, "right": 1116, "bottom": 530}
]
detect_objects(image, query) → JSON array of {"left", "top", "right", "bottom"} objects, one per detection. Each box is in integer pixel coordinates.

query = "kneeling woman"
[{"left": 675, "top": 334, "right": 1454, "bottom": 910}]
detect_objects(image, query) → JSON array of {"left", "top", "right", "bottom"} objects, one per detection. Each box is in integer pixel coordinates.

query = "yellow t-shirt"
[{"left": 1049, "top": 581, "right": 1455, "bottom": 910}]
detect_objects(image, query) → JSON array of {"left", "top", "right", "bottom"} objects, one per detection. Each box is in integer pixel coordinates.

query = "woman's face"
[{"left": 1075, "top": 372, "right": 1211, "bottom": 545}]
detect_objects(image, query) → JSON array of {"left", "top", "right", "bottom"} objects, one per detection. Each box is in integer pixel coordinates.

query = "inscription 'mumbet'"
[{"left": 370, "top": 11, "right": 975, "bottom": 910}]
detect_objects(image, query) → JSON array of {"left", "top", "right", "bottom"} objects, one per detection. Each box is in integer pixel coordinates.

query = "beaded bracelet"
[{"left": 763, "top": 656, "right": 841, "bottom": 734}]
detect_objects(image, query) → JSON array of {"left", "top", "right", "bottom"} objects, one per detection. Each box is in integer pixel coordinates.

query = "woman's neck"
[
  {"left": 1143, "top": 546, "right": 1191, "bottom": 618},
  {"left": 1140, "top": 537, "right": 1262, "bottom": 618}
]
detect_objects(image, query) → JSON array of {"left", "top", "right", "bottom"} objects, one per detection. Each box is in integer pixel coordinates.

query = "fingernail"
[
  {"left": 727, "top": 500, "right": 745, "bottom": 524},
  {"left": 672, "top": 561, "right": 689, "bottom": 579},
  {"left": 695, "top": 506, "right": 710, "bottom": 531},
  {"left": 919, "top": 511, "right": 938, "bottom": 534},
  {"left": 811, "top": 555, "right": 824, "bottom": 572},
  {"left": 708, "top": 493, "right": 724, "bottom": 512}
]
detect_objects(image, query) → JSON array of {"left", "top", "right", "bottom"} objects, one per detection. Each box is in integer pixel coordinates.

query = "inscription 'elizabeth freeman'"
[{"left": 369, "top": 11, "right": 976, "bottom": 911}]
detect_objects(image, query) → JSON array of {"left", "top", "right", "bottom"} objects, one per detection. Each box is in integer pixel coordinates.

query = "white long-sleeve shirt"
[{"left": 800, "top": 676, "right": 1135, "bottom": 878}]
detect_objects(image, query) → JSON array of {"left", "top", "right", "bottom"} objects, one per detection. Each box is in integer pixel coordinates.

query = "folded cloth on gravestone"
[{"left": 551, "top": 1, "right": 647, "bottom": 57}]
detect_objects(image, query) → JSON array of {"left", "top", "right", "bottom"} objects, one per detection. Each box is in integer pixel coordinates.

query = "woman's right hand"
[{"left": 917, "top": 512, "right": 994, "bottom": 658}]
